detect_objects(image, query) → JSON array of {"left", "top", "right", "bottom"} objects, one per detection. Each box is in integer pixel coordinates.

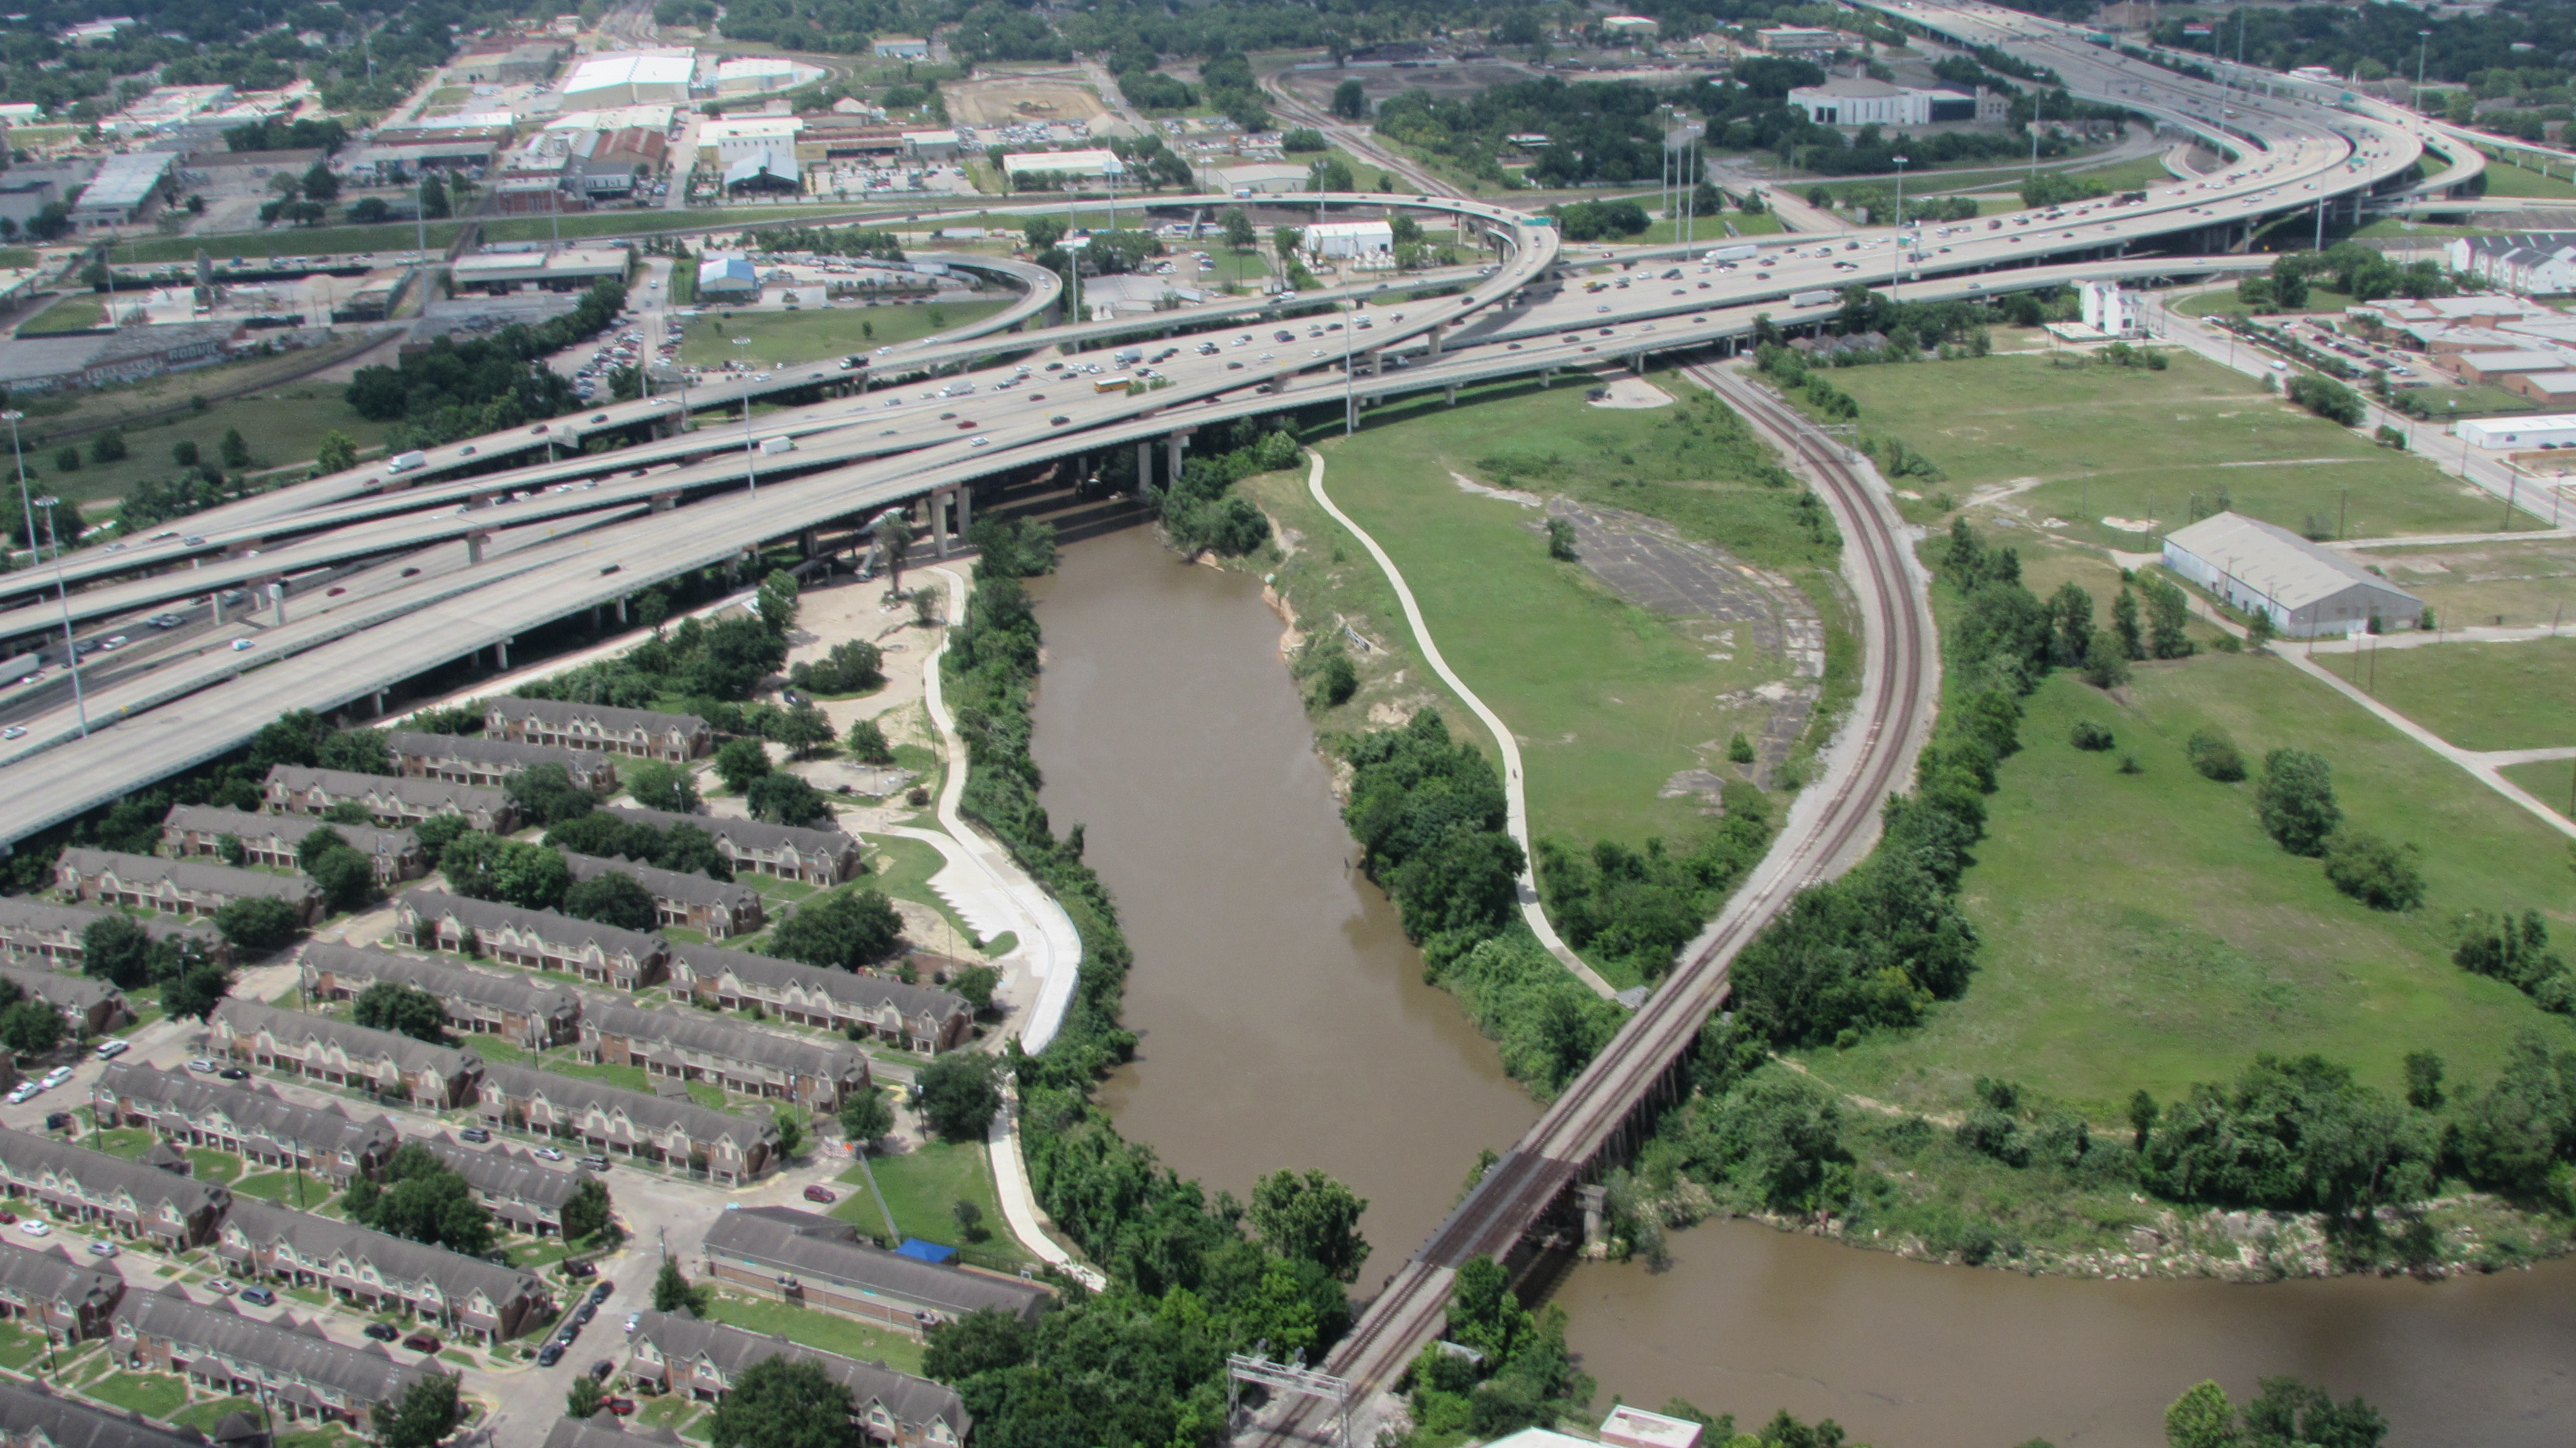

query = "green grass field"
[
  {"left": 232, "top": 1170, "right": 333, "bottom": 1209},
  {"left": 2473, "top": 155, "right": 2576, "bottom": 200},
  {"left": 678, "top": 300, "right": 1007, "bottom": 368},
  {"left": 89, "top": 1127, "right": 155, "bottom": 1159},
  {"left": 701, "top": 1291, "right": 926, "bottom": 1375},
  {"left": 2353, "top": 637, "right": 2576, "bottom": 752},
  {"left": 1813, "top": 348, "right": 2543, "bottom": 546},
  {"left": 82, "top": 1372, "right": 189, "bottom": 1420},
  {"left": 866, "top": 835, "right": 979, "bottom": 949},
  {"left": 833, "top": 1138, "right": 1023, "bottom": 1259},
  {"left": 170, "top": 1396, "right": 266, "bottom": 1434},
  {"left": 19, "top": 294, "right": 104, "bottom": 334},
  {"left": 2501, "top": 759, "right": 2576, "bottom": 819},
  {"left": 1804, "top": 653, "right": 2576, "bottom": 1122},
  {"left": 2170, "top": 285, "right": 2359, "bottom": 318},
  {"left": 2365, "top": 536, "right": 2576, "bottom": 628},
  {"left": 186, "top": 1148, "right": 242, "bottom": 1185}
]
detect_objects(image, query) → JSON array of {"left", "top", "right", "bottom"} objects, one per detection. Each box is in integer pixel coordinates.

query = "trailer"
[{"left": 1788, "top": 289, "right": 1839, "bottom": 309}]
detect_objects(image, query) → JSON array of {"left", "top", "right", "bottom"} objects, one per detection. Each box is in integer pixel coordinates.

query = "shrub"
[
  {"left": 2321, "top": 831, "right": 2424, "bottom": 911},
  {"left": 2069, "top": 719, "right": 2114, "bottom": 751},
  {"left": 2255, "top": 748, "right": 2340, "bottom": 855},
  {"left": 2186, "top": 730, "right": 2246, "bottom": 782}
]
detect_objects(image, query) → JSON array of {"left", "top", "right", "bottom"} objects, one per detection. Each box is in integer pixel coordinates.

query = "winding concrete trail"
[{"left": 1301, "top": 448, "right": 1618, "bottom": 1000}]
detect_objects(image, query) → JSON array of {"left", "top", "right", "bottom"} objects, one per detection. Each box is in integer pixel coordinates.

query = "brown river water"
[{"left": 1028, "top": 526, "right": 2576, "bottom": 1448}]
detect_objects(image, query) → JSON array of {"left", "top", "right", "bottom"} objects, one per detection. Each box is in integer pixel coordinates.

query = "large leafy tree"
[
  {"left": 80, "top": 914, "right": 153, "bottom": 989},
  {"left": 379, "top": 1374, "right": 463, "bottom": 1448},
  {"left": 766, "top": 890, "right": 902, "bottom": 971},
  {"left": 1248, "top": 1168, "right": 1370, "bottom": 1284},
  {"left": 352, "top": 982, "right": 448, "bottom": 1044},
  {"left": 562, "top": 870, "right": 659, "bottom": 932},
  {"left": 708, "top": 1356, "right": 858, "bottom": 1448},
  {"left": 345, "top": 1145, "right": 494, "bottom": 1255}
]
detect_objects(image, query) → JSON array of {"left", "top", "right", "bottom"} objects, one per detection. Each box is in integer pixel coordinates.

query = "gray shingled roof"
[
  {"left": 584, "top": 1001, "right": 865, "bottom": 1079},
  {"left": 479, "top": 1062, "right": 776, "bottom": 1148},
  {"left": 387, "top": 730, "right": 609, "bottom": 774},
  {"left": 488, "top": 695, "right": 708, "bottom": 735},
  {"left": 0, "top": 1238, "right": 122, "bottom": 1315},
  {"left": 399, "top": 891, "right": 668, "bottom": 962},
  {"left": 408, "top": 1134, "right": 591, "bottom": 1211},
  {"left": 221, "top": 1197, "right": 546, "bottom": 1311},
  {"left": 0, "top": 963, "right": 120, "bottom": 1015},
  {"left": 264, "top": 765, "right": 511, "bottom": 817},
  {"left": 701, "top": 1211, "right": 1048, "bottom": 1322},
  {"left": 561, "top": 852, "right": 763, "bottom": 915},
  {"left": 629, "top": 1308, "right": 968, "bottom": 1438},
  {"left": 57, "top": 849, "right": 320, "bottom": 904},
  {"left": 95, "top": 1062, "right": 399, "bottom": 1165},
  {"left": 0, "top": 1377, "right": 207, "bottom": 1448},
  {"left": 0, "top": 1127, "right": 229, "bottom": 1220},
  {"left": 605, "top": 807, "right": 857, "bottom": 860},
  {"left": 670, "top": 942, "right": 967, "bottom": 1027},
  {"left": 0, "top": 897, "right": 222, "bottom": 948},
  {"left": 540, "top": 1414, "right": 656, "bottom": 1448},
  {"left": 161, "top": 805, "right": 419, "bottom": 862},
  {"left": 211, "top": 998, "right": 482, "bottom": 1080},
  {"left": 112, "top": 1284, "right": 433, "bottom": 1405},
  {"left": 298, "top": 942, "right": 581, "bottom": 1021}
]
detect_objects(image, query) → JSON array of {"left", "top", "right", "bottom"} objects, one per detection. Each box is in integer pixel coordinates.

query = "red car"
[
  {"left": 603, "top": 1399, "right": 636, "bottom": 1417},
  {"left": 801, "top": 1185, "right": 836, "bottom": 1204},
  {"left": 402, "top": 1333, "right": 441, "bottom": 1353}
]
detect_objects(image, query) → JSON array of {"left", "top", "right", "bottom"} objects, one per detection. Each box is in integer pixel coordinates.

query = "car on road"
[
  {"left": 187, "top": 1058, "right": 215, "bottom": 1073},
  {"left": 16, "top": 1222, "right": 46, "bottom": 1237},
  {"left": 460, "top": 446, "right": 476, "bottom": 457},
  {"left": 1, "top": 729, "right": 23, "bottom": 743},
  {"left": 93, "top": 1040, "right": 127, "bottom": 1060},
  {"left": 603, "top": 1399, "right": 636, "bottom": 1417},
  {"left": 533, "top": 1147, "right": 565, "bottom": 1161},
  {"left": 802, "top": 1185, "right": 837, "bottom": 1204},
  {"left": 40, "top": 1067, "right": 70, "bottom": 1089},
  {"left": 560, "top": 1259, "right": 596, "bottom": 1279},
  {"left": 402, "top": 1332, "right": 440, "bottom": 1352},
  {"left": 219, "top": 1067, "right": 248, "bottom": 1080},
  {"left": 460, "top": 1127, "right": 491, "bottom": 1143},
  {"left": 240, "top": 1286, "right": 276, "bottom": 1306},
  {"left": 589, "top": 1282, "right": 613, "bottom": 1302},
  {"left": 589, "top": 1360, "right": 616, "bottom": 1382},
  {"left": 182, "top": 536, "right": 204, "bottom": 546},
  {"left": 538, "top": 1342, "right": 565, "bottom": 1367},
  {"left": 206, "top": 1279, "right": 234, "bottom": 1295},
  {"left": 579, "top": 1154, "right": 609, "bottom": 1171},
  {"left": 86, "top": 1240, "right": 116, "bottom": 1258},
  {"left": 573, "top": 1302, "right": 597, "bottom": 1326},
  {"left": 231, "top": 640, "right": 254, "bottom": 652},
  {"left": 364, "top": 1322, "right": 400, "bottom": 1341},
  {"left": 625, "top": 1312, "right": 640, "bottom": 1333},
  {"left": 969, "top": 436, "right": 989, "bottom": 448}
]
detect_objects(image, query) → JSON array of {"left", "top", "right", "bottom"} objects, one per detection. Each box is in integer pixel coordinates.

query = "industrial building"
[
  {"left": 560, "top": 52, "right": 697, "bottom": 108},
  {"left": 1786, "top": 77, "right": 1979, "bottom": 127},
  {"left": 2456, "top": 413, "right": 2576, "bottom": 450},
  {"left": 872, "top": 35, "right": 930, "bottom": 59},
  {"left": 714, "top": 55, "right": 804, "bottom": 94},
  {"left": 1001, "top": 148, "right": 1125, "bottom": 184},
  {"left": 1756, "top": 25, "right": 1842, "bottom": 53},
  {"left": 70, "top": 150, "right": 178, "bottom": 229},
  {"left": 2160, "top": 511, "right": 2424, "bottom": 637},
  {"left": 696, "top": 251, "right": 760, "bottom": 297},
  {"left": 1302, "top": 220, "right": 1396, "bottom": 262}
]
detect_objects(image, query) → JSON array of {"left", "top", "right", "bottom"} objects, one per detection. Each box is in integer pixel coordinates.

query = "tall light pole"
[
  {"left": 7, "top": 412, "right": 85, "bottom": 737},
  {"left": 415, "top": 170, "right": 429, "bottom": 263},
  {"left": 734, "top": 334, "right": 757, "bottom": 494},
  {"left": 2414, "top": 31, "right": 2432, "bottom": 114},
  {"left": 1891, "top": 155, "right": 1909, "bottom": 229}
]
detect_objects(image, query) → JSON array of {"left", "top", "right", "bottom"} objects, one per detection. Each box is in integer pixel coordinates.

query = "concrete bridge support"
[
  {"left": 1165, "top": 429, "right": 1187, "bottom": 487},
  {"left": 1428, "top": 322, "right": 1444, "bottom": 358},
  {"left": 800, "top": 527, "right": 820, "bottom": 558},
  {"left": 495, "top": 638, "right": 511, "bottom": 670},
  {"left": 652, "top": 491, "right": 677, "bottom": 513},
  {"left": 931, "top": 489, "right": 952, "bottom": 559},
  {"left": 1135, "top": 440, "right": 1153, "bottom": 499},
  {"left": 268, "top": 583, "right": 286, "bottom": 625},
  {"left": 466, "top": 530, "right": 487, "bottom": 566},
  {"left": 372, "top": 689, "right": 388, "bottom": 718},
  {"left": 1445, "top": 384, "right": 1457, "bottom": 406},
  {"left": 616, "top": 595, "right": 629, "bottom": 625},
  {"left": 954, "top": 485, "right": 972, "bottom": 540}
]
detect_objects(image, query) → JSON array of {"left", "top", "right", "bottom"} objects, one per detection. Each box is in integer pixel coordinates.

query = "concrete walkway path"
[
  {"left": 986, "top": 1089, "right": 1106, "bottom": 1291},
  {"left": 916, "top": 564, "right": 1084, "bottom": 1053},
  {"left": 1302, "top": 448, "right": 1620, "bottom": 1001}
]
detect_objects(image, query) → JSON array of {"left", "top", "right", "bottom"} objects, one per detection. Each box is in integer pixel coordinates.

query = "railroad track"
[{"left": 1256, "top": 358, "right": 1937, "bottom": 1443}]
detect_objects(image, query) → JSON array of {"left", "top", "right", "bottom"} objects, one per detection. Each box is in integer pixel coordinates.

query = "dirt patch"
[
  {"left": 943, "top": 75, "right": 1108, "bottom": 126},
  {"left": 1546, "top": 497, "right": 1824, "bottom": 787},
  {"left": 1584, "top": 376, "right": 1673, "bottom": 410}
]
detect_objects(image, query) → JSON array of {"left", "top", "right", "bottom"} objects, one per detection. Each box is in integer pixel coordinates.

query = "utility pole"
[{"left": 735, "top": 334, "right": 758, "bottom": 494}]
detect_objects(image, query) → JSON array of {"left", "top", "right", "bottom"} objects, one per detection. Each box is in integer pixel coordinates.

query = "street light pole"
[
  {"left": 734, "top": 335, "right": 757, "bottom": 494},
  {"left": 2415, "top": 31, "right": 2431, "bottom": 113},
  {"left": 6, "top": 410, "right": 85, "bottom": 737}
]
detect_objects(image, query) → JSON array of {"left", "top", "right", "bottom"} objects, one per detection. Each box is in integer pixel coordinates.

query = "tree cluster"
[
  {"left": 1403, "top": 1254, "right": 1594, "bottom": 1440},
  {"left": 343, "top": 278, "right": 629, "bottom": 446},
  {"left": 345, "top": 1144, "right": 495, "bottom": 1256},
  {"left": 788, "top": 640, "right": 885, "bottom": 697},
  {"left": 1161, "top": 420, "right": 1293, "bottom": 557},
  {"left": 2164, "top": 1375, "right": 2388, "bottom": 1448},
  {"left": 741, "top": 224, "right": 905, "bottom": 261},
  {"left": 766, "top": 887, "right": 904, "bottom": 971},
  {"left": 1535, "top": 799, "right": 1772, "bottom": 984},
  {"left": 2455, "top": 910, "right": 2573, "bottom": 1014}
]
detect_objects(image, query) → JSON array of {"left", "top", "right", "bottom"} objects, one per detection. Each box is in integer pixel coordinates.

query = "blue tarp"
[{"left": 895, "top": 1238, "right": 957, "bottom": 1263}]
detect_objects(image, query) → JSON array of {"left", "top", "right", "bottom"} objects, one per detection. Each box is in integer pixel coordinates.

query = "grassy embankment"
[
  {"left": 2353, "top": 636, "right": 2576, "bottom": 752},
  {"left": 676, "top": 300, "right": 1007, "bottom": 368},
  {"left": 1811, "top": 345, "right": 2548, "bottom": 548},
  {"left": 1235, "top": 369, "right": 1847, "bottom": 988},
  {"left": 831, "top": 1136, "right": 1023, "bottom": 1262},
  {"left": 2470, "top": 154, "right": 2576, "bottom": 200},
  {"left": 2170, "top": 285, "right": 2359, "bottom": 318}
]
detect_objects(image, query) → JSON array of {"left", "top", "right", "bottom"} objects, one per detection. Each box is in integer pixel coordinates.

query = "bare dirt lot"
[{"left": 943, "top": 73, "right": 1110, "bottom": 126}]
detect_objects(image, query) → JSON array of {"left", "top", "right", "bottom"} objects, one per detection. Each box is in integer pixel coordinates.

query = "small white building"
[
  {"left": 2078, "top": 280, "right": 2143, "bottom": 338},
  {"left": 1787, "top": 77, "right": 1932, "bottom": 127},
  {"left": 1302, "top": 219, "right": 1396, "bottom": 262},
  {"left": 2161, "top": 511, "right": 2423, "bottom": 638},
  {"left": 2455, "top": 413, "right": 2576, "bottom": 450},
  {"left": 1602, "top": 15, "right": 1660, "bottom": 37},
  {"left": 715, "top": 55, "right": 801, "bottom": 95},
  {"left": 1001, "top": 149, "right": 1126, "bottom": 184},
  {"left": 873, "top": 36, "right": 931, "bottom": 59},
  {"left": 903, "top": 129, "right": 963, "bottom": 162}
]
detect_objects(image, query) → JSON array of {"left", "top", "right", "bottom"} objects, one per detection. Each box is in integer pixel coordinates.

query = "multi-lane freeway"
[{"left": 0, "top": 10, "right": 2445, "bottom": 1272}]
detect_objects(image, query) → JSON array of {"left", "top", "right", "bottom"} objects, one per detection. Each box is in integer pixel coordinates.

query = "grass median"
[
  {"left": 832, "top": 1137, "right": 1021, "bottom": 1261},
  {"left": 676, "top": 299, "right": 1007, "bottom": 369},
  {"left": 701, "top": 1291, "right": 926, "bottom": 1375},
  {"left": 1803, "top": 651, "right": 2576, "bottom": 1123},
  {"left": 2349, "top": 636, "right": 2576, "bottom": 752}
]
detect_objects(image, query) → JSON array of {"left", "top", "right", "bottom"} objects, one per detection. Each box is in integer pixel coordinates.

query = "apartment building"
[
  {"left": 208, "top": 1000, "right": 484, "bottom": 1109},
  {"left": 485, "top": 696, "right": 710, "bottom": 761},
  {"left": 53, "top": 849, "right": 321, "bottom": 925},
  {"left": 213, "top": 1198, "right": 553, "bottom": 1344},
  {"left": 262, "top": 765, "right": 516, "bottom": 834},
  {"left": 393, "top": 891, "right": 670, "bottom": 991},
  {"left": 298, "top": 942, "right": 582, "bottom": 1049},
  {"left": 0, "top": 1130, "right": 229, "bottom": 1250},
  {"left": 91, "top": 1063, "right": 400, "bottom": 1189},
  {"left": 475, "top": 1062, "right": 778, "bottom": 1186},
  {"left": 560, "top": 852, "right": 765, "bottom": 938},
  {"left": 580, "top": 1002, "right": 869, "bottom": 1112},
  {"left": 111, "top": 1284, "right": 444, "bottom": 1429},
  {"left": 160, "top": 804, "right": 427, "bottom": 884},
  {"left": 605, "top": 806, "right": 863, "bottom": 886},
  {"left": 388, "top": 730, "right": 621, "bottom": 792},
  {"left": 668, "top": 943, "right": 971, "bottom": 1054}
]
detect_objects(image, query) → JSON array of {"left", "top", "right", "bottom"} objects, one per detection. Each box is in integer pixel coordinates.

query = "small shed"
[{"left": 2161, "top": 511, "right": 2423, "bottom": 638}]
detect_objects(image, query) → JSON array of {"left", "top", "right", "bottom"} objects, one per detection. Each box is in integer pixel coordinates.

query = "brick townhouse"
[
  {"left": 387, "top": 729, "right": 621, "bottom": 792},
  {"left": 605, "top": 806, "right": 864, "bottom": 886},
  {"left": 208, "top": 999, "right": 484, "bottom": 1109},
  {"left": 669, "top": 942, "right": 971, "bottom": 1054},
  {"left": 580, "top": 1001, "right": 869, "bottom": 1112},
  {"left": 160, "top": 804, "right": 426, "bottom": 883},
  {"left": 560, "top": 851, "right": 766, "bottom": 938},
  {"left": 91, "top": 1062, "right": 400, "bottom": 1190},
  {"left": 393, "top": 891, "right": 670, "bottom": 991},
  {"left": 53, "top": 849, "right": 321, "bottom": 925},
  {"left": 298, "top": 942, "right": 582, "bottom": 1049},
  {"left": 261, "top": 765, "right": 516, "bottom": 834},
  {"left": 484, "top": 696, "right": 711, "bottom": 761}
]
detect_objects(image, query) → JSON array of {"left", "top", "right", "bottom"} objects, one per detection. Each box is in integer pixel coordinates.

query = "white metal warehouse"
[{"left": 2161, "top": 511, "right": 2424, "bottom": 638}]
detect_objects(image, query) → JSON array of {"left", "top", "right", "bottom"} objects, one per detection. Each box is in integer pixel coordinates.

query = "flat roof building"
[
  {"left": 873, "top": 36, "right": 930, "bottom": 59},
  {"left": 1001, "top": 149, "right": 1124, "bottom": 183},
  {"left": 562, "top": 52, "right": 697, "bottom": 107},
  {"left": 2161, "top": 511, "right": 2425, "bottom": 638},
  {"left": 700, "top": 1210, "right": 1049, "bottom": 1332},
  {"left": 69, "top": 150, "right": 178, "bottom": 229},
  {"left": 1756, "top": 25, "right": 1842, "bottom": 53}
]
